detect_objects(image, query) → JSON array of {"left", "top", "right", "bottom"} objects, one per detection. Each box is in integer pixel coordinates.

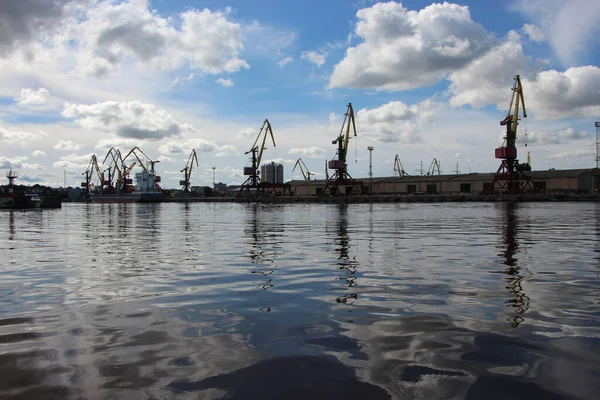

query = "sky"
[{"left": 0, "top": 0, "right": 599, "bottom": 188}]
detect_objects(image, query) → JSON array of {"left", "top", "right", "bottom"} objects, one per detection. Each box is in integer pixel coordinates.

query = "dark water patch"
[
  {"left": 167, "top": 355, "right": 391, "bottom": 399},
  {"left": 0, "top": 317, "right": 33, "bottom": 326},
  {"left": 400, "top": 365, "right": 468, "bottom": 382}
]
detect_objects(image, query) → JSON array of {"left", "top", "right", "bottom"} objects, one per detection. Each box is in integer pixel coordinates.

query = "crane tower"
[{"left": 492, "top": 75, "right": 534, "bottom": 194}]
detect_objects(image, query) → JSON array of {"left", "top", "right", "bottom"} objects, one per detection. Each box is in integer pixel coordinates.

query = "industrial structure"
[
  {"left": 290, "top": 169, "right": 597, "bottom": 197},
  {"left": 493, "top": 75, "right": 534, "bottom": 193},
  {"left": 322, "top": 103, "right": 364, "bottom": 196},
  {"left": 180, "top": 149, "right": 199, "bottom": 193},
  {"left": 293, "top": 158, "right": 312, "bottom": 181},
  {"left": 261, "top": 162, "right": 284, "bottom": 184},
  {"left": 238, "top": 119, "right": 291, "bottom": 197}
]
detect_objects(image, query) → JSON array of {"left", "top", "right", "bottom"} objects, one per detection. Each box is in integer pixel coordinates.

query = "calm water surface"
[{"left": 1, "top": 202, "right": 599, "bottom": 399}]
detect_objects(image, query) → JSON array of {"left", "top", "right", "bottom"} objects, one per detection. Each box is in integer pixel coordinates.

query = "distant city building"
[{"left": 261, "top": 162, "right": 284, "bottom": 184}]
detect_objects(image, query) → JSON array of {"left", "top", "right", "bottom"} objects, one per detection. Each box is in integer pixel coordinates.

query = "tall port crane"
[
  {"left": 492, "top": 75, "right": 534, "bottom": 193},
  {"left": 425, "top": 158, "right": 441, "bottom": 176},
  {"left": 292, "top": 158, "right": 312, "bottom": 180},
  {"left": 322, "top": 103, "right": 364, "bottom": 195},
  {"left": 180, "top": 149, "right": 199, "bottom": 193},
  {"left": 124, "top": 147, "right": 160, "bottom": 173},
  {"left": 82, "top": 154, "right": 105, "bottom": 193},
  {"left": 124, "top": 146, "right": 162, "bottom": 189},
  {"left": 239, "top": 119, "right": 275, "bottom": 196},
  {"left": 393, "top": 155, "right": 407, "bottom": 177},
  {"left": 104, "top": 147, "right": 134, "bottom": 193}
]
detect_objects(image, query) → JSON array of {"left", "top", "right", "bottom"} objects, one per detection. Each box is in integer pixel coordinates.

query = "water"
[{"left": 1, "top": 202, "right": 599, "bottom": 399}]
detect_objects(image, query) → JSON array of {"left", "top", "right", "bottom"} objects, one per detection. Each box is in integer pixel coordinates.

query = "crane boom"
[
  {"left": 180, "top": 149, "right": 199, "bottom": 192},
  {"left": 249, "top": 119, "right": 275, "bottom": 169},
  {"left": 292, "top": 158, "right": 312, "bottom": 180},
  {"left": 332, "top": 103, "right": 356, "bottom": 163},
  {"left": 393, "top": 155, "right": 407, "bottom": 177}
]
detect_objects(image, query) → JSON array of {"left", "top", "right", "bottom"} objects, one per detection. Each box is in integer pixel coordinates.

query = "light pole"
[
  {"left": 212, "top": 167, "right": 216, "bottom": 189},
  {"left": 367, "top": 146, "right": 374, "bottom": 194}
]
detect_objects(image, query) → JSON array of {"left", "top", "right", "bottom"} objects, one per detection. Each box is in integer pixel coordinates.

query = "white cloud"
[
  {"left": 216, "top": 78, "right": 234, "bottom": 87},
  {"left": 74, "top": 2, "right": 249, "bottom": 78},
  {"left": 301, "top": 51, "right": 327, "bottom": 68},
  {"left": 545, "top": 148, "right": 595, "bottom": 159},
  {"left": 95, "top": 137, "right": 147, "bottom": 153},
  {"left": 329, "top": 2, "right": 492, "bottom": 91},
  {"left": 513, "top": 0, "right": 600, "bottom": 65},
  {"left": 158, "top": 138, "right": 237, "bottom": 156},
  {"left": 54, "top": 140, "right": 84, "bottom": 151},
  {"left": 237, "top": 126, "right": 256, "bottom": 140},
  {"left": 288, "top": 147, "right": 326, "bottom": 158},
  {"left": 448, "top": 39, "right": 537, "bottom": 108},
  {"left": 32, "top": 150, "right": 47, "bottom": 157},
  {"left": 15, "top": 88, "right": 50, "bottom": 106},
  {"left": 0, "top": 0, "right": 83, "bottom": 56},
  {"left": 62, "top": 100, "right": 194, "bottom": 140},
  {"left": 278, "top": 56, "right": 293, "bottom": 68},
  {"left": 0, "top": 125, "right": 47, "bottom": 145},
  {"left": 53, "top": 153, "right": 94, "bottom": 170},
  {"left": 0, "top": 155, "right": 44, "bottom": 170},
  {"left": 520, "top": 128, "right": 590, "bottom": 145},
  {"left": 526, "top": 66, "right": 600, "bottom": 120},
  {"left": 357, "top": 101, "right": 417, "bottom": 123},
  {"left": 354, "top": 100, "right": 429, "bottom": 144},
  {"left": 522, "top": 24, "right": 544, "bottom": 43},
  {"left": 0, "top": 1, "right": 249, "bottom": 80}
]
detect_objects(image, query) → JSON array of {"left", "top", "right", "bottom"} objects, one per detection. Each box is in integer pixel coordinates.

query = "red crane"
[{"left": 492, "top": 75, "right": 534, "bottom": 194}]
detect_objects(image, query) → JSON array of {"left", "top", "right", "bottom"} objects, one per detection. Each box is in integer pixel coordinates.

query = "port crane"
[
  {"left": 180, "top": 149, "right": 199, "bottom": 193},
  {"left": 492, "top": 75, "right": 534, "bottom": 193},
  {"left": 322, "top": 103, "right": 364, "bottom": 195},
  {"left": 104, "top": 147, "right": 135, "bottom": 193},
  {"left": 82, "top": 154, "right": 105, "bottom": 193},
  {"left": 124, "top": 147, "right": 162, "bottom": 189},
  {"left": 238, "top": 119, "right": 276, "bottom": 196},
  {"left": 425, "top": 158, "right": 441, "bottom": 176},
  {"left": 393, "top": 155, "right": 408, "bottom": 177},
  {"left": 292, "top": 158, "right": 312, "bottom": 181}
]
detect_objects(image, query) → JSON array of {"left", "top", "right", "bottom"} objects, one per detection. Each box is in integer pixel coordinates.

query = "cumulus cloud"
[
  {"left": 448, "top": 39, "right": 537, "bottom": 108},
  {"left": 54, "top": 140, "right": 84, "bottom": 151},
  {"left": 519, "top": 128, "right": 590, "bottom": 145},
  {"left": 513, "top": 0, "right": 600, "bottom": 65},
  {"left": 526, "top": 66, "right": 600, "bottom": 120},
  {"left": 278, "top": 56, "right": 293, "bottom": 68},
  {"left": 0, "top": 156, "right": 44, "bottom": 170},
  {"left": 216, "top": 78, "right": 234, "bottom": 87},
  {"left": 0, "top": 125, "right": 47, "bottom": 144},
  {"left": 354, "top": 100, "right": 429, "bottom": 144},
  {"left": 73, "top": 2, "right": 249, "bottom": 78},
  {"left": 32, "top": 150, "right": 47, "bottom": 157},
  {"left": 288, "top": 147, "right": 326, "bottom": 158},
  {"left": 53, "top": 153, "right": 94, "bottom": 169},
  {"left": 158, "top": 138, "right": 236, "bottom": 156},
  {"left": 356, "top": 101, "right": 417, "bottom": 124},
  {"left": 62, "top": 100, "right": 194, "bottom": 140},
  {"left": 522, "top": 24, "right": 544, "bottom": 43},
  {"left": 301, "top": 51, "right": 327, "bottom": 67},
  {"left": 15, "top": 88, "right": 50, "bottom": 106},
  {"left": 329, "top": 2, "right": 492, "bottom": 91},
  {"left": 0, "top": 0, "right": 83, "bottom": 56},
  {"left": 545, "top": 149, "right": 595, "bottom": 159}
]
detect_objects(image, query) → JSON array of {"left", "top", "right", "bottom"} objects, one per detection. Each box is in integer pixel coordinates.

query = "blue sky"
[{"left": 0, "top": 0, "right": 599, "bottom": 187}]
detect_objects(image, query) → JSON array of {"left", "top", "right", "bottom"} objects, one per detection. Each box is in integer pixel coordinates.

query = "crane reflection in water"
[
  {"left": 333, "top": 204, "right": 359, "bottom": 305},
  {"left": 245, "top": 204, "right": 278, "bottom": 311},
  {"left": 499, "top": 202, "right": 530, "bottom": 328}
]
